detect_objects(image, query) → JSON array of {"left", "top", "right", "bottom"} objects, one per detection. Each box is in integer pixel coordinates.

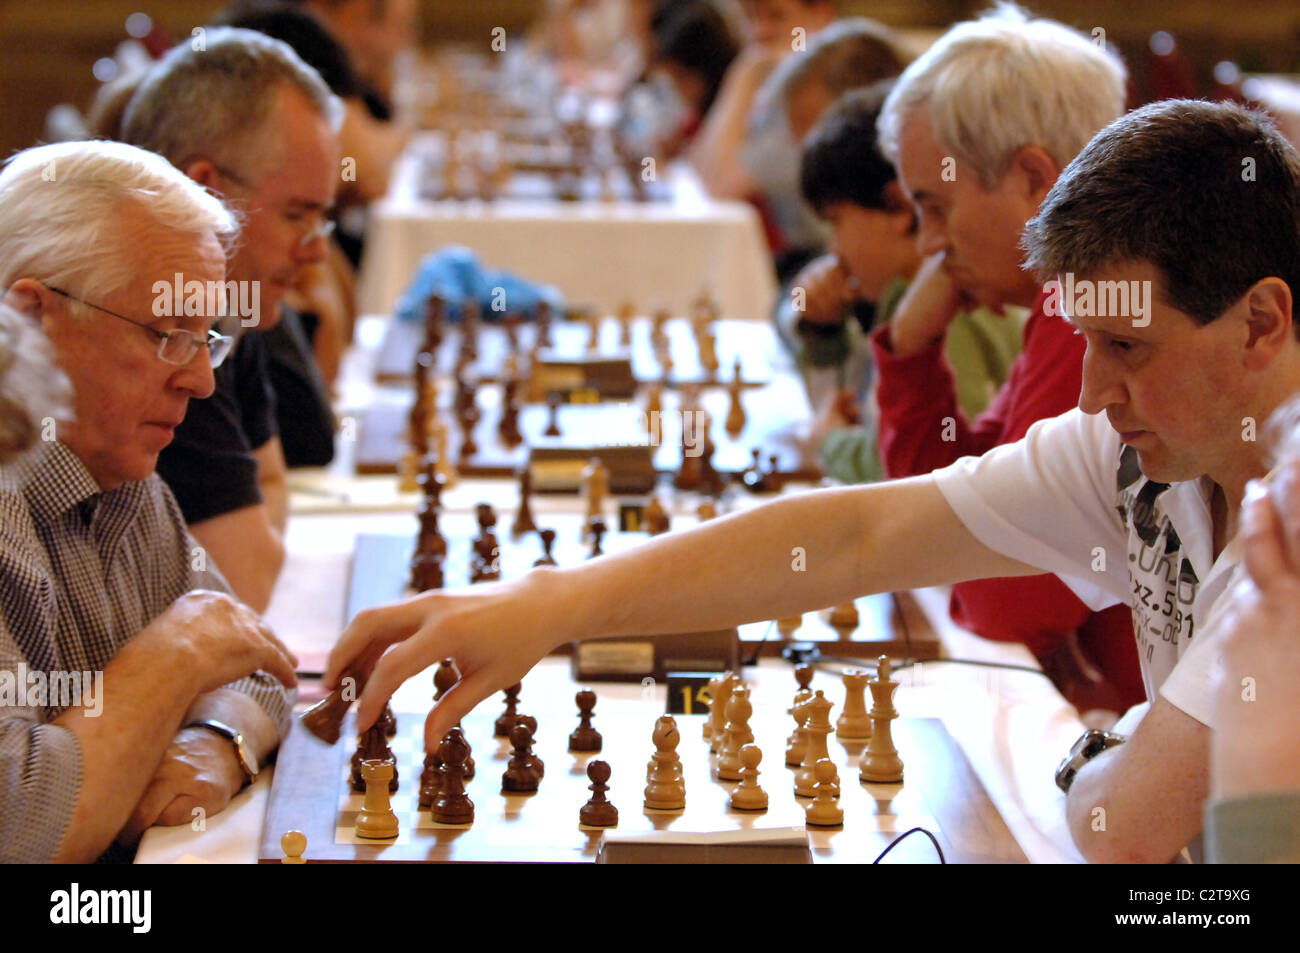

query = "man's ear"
[
  {"left": 1241, "top": 277, "right": 1294, "bottom": 370},
  {"left": 182, "top": 159, "right": 222, "bottom": 193},
  {"left": 3, "top": 278, "right": 53, "bottom": 327},
  {"left": 1010, "top": 145, "right": 1060, "bottom": 205}
]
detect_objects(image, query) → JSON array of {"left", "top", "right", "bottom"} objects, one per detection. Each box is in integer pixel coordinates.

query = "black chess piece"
[
  {"left": 432, "top": 729, "right": 474, "bottom": 824},
  {"left": 534, "top": 528, "right": 558, "bottom": 567},
  {"left": 587, "top": 517, "right": 606, "bottom": 558},
  {"left": 351, "top": 723, "right": 398, "bottom": 793},
  {"left": 511, "top": 467, "right": 538, "bottom": 539},
  {"left": 579, "top": 760, "right": 618, "bottom": 827},
  {"left": 544, "top": 392, "right": 562, "bottom": 436},
  {"left": 569, "top": 689, "right": 602, "bottom": 752},
  {"left": 494, "top": 683, "right": 521, "bottom": 737},
  {"left": 501, "top": 723, "right": 543, "bottom": 793}
]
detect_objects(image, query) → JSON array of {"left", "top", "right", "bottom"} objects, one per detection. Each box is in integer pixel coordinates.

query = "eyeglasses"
[
  {"left": 48, "top": 287, "right": 235, "bottom": 368},
  {"left": 213, "top": 164, "right": 336, "bottom": 247}
]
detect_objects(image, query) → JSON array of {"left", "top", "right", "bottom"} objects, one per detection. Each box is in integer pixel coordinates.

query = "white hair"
[
  {"left": 0, "top": 139, "right": 238, "bottom": 300},
  {"left": 122, "top": 26, "right": 344, "bottom": 181},
  {"left": 878, "top": 3, "right": 1127, "bottom": 189},
  {"left": 0, "top": 301, "right": 68, "bottom": 464}
]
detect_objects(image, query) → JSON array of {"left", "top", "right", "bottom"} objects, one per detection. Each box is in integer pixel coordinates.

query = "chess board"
[
  {"left": 258, "top": 670, "right": 1028, "bottom": 864},
  {"left": 358, "top": 315, "right": 817, "bottom": 480},
  {"left": 344, "top": 514, "right": 942, "bottom": 661},
  {"left": 374, "top": 315, "right": 777, "bottom": 387}
]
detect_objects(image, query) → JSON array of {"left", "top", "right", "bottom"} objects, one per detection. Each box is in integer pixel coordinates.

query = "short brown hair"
[{"left": 1024, "top": 99, "right": 1300, "bottom": 329}]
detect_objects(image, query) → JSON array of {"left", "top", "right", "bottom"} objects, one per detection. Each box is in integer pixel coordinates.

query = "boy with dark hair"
[{"left": 780, "top": 83, "right": 1023, "bottom": 487}]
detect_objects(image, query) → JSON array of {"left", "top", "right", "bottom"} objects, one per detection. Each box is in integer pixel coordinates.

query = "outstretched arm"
[{"left": 326, "top": 477, "right": 1039, "bottom": 751}]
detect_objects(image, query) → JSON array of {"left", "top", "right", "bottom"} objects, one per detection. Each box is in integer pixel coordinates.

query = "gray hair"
[
  {"left": 878, "top": 3, "right": 1126, "bottom": 189},
  {"left": 763, "top": 17, "right": 909, "bottom": 109},
  {"left": 0, "top": 139, "right": 238, "bottom": 300},
  {"left": 0, "top": 302, "right": 69, "bottom": 464},
  {"left": 121, "top": 26, "right": 344, "bottom": 181}
]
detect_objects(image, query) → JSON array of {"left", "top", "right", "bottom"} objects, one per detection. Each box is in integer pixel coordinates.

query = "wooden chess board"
[
  {"left": 359, "top": 316, "right": 816, "bottom": 480},
  {"left": 344, "top": 513, "right": 941, "bottom": 661},
  {"left": 258, "top": 670, "right": 1027, "bottom": 864},
  {"left": 375, "top": 316, "right": 776, "bottom": 388}
]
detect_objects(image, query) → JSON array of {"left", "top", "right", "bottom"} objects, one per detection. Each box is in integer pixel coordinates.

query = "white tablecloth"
[{"left": 357, "top": 134, "right": 779, "bottom": 320}]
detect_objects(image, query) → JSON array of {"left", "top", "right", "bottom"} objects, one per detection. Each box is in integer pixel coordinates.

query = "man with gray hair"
[
  {"left": 0, "top": 139, "right": 297, "bottom": 862},
  {"left": 121, "top": 27, "right": 343, "bottom": 613}
]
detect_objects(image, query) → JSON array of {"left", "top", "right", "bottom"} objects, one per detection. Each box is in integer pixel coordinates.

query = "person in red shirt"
[{"left": 870, "top": 7, "right": 1143, "bottom": 713}]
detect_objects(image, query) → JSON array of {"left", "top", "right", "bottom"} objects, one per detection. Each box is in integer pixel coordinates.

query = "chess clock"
[{"left": 665, "top": 672, "right": 715, "bottom": 715}]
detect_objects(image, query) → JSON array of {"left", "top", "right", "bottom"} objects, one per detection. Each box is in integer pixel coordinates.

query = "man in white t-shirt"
[{"left": 326, "top": 99, "right": 1300, "bottom": 865}]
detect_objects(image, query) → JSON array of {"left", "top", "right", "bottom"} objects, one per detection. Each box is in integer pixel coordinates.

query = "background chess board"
[
  {"left": 357, "top": 315, "right": 816, "bottom": 479},
  {"left": 259, "top": 668, "right": 1027, "bottom": 863}
]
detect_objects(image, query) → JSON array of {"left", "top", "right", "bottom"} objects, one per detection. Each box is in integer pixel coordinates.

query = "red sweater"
[{"left": 871, "top": 291, "right": 1144, "bottom": 709}]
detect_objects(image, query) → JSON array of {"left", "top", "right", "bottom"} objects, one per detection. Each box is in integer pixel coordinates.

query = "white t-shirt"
[{"left": 930, "top": 407, "right": 1241, "bottom": 726}]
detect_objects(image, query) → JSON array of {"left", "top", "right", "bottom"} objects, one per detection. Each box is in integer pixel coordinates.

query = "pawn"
[
  {"left": 785, "top": 698, "right": 811, "bottom": 769},
  {"left": 280, "top": 830, "right": 307, "bottom": 864},
  {"left": 587, "top": 517, "right": 606, "bottom": 558},
  {"left": 502, "top": 723, "right": 542, "bottom": 793},
  {"left": 418, "top": 748, "right": 443, "bottom": 808},
  {"left": 355, "top": 759, "right": 400, "bottom": 839},
  {"left": 569, "top": 689, "right": 602, "bottom": 752},
  {"left": 697, "top": 499, "right": 717, "bottom": 521},
  {"left": 494, "top": 683, "right": 522, "bottom": 737},
  {"left": 579, "top": 760, "right": 619, "bottom": 828},
  {"left": 804, "top": 759, "right": 844, "bottom": 827},
  {"left": 729, "top": 744, "right": 769, "bottom": 812},
  {"left": 716, "top": 686, "right": 754, "bottom": 781},
  {"left": 643, "top": 715, "right": 685, "bottom": 811},
  {"left": 544, "top": 392, "right": 562, "bottom": 436},
  {"left": 433, "top": 657, "right": 457, "bottom": 701},
  {"left": 533, "top": 528, "right": 558, "bottom": 567},
  {"left": 432, "top": 729, "right": 474, "bottom": 825}
]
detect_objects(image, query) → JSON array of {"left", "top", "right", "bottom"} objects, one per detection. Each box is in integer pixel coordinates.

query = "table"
[
  {"left": 356, "top": 133, "right": 780, "bottom": 320},
  {"left": 136, "top": 504, "right": 1088, "bottom": 864}
]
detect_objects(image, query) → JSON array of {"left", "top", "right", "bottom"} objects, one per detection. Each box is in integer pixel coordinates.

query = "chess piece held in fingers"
[{"left": 301, "top": 664, "right": 369, "bottom": 744}]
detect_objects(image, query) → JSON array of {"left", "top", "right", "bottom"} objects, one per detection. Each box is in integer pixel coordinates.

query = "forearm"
[
  {"left": 556, "top": 480, "right": 1034, "bottom": 644},
  {"left": 689, "top": 63, "right": 764, "bottom": 198},
  {"left": 1066, "top": 732, "right": 1209, "bottom": 864},
  {"left": 47, "top": 638, "right": 200, "bottom": 863},
  {"left": 190, "top": 512, "right": 285, "bottom": 615}
]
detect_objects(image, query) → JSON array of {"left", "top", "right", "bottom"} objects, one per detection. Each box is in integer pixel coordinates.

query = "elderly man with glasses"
[
  {"left": 0, "top": 139, "right": 297, "bottom": 863},
  {"left": 120, "top": 27, "right": 343, "bottom": 614}
]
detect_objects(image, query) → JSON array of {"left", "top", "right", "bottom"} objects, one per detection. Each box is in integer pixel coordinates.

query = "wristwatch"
[
  {"left": 1055, "top": 728, "right": 1126, "bottom": 794},
  {"left": 186, "top": 719, "right": 259, "bottom": 788}
]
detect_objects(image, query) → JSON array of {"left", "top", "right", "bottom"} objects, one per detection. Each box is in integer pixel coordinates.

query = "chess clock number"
[{"left": 666, "top": 672, "right": 714, "bottom": 715}]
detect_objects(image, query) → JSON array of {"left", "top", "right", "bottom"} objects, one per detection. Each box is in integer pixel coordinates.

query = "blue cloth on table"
[{"left": 394, "top": 246, "right": 565, "bottom": 323}]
